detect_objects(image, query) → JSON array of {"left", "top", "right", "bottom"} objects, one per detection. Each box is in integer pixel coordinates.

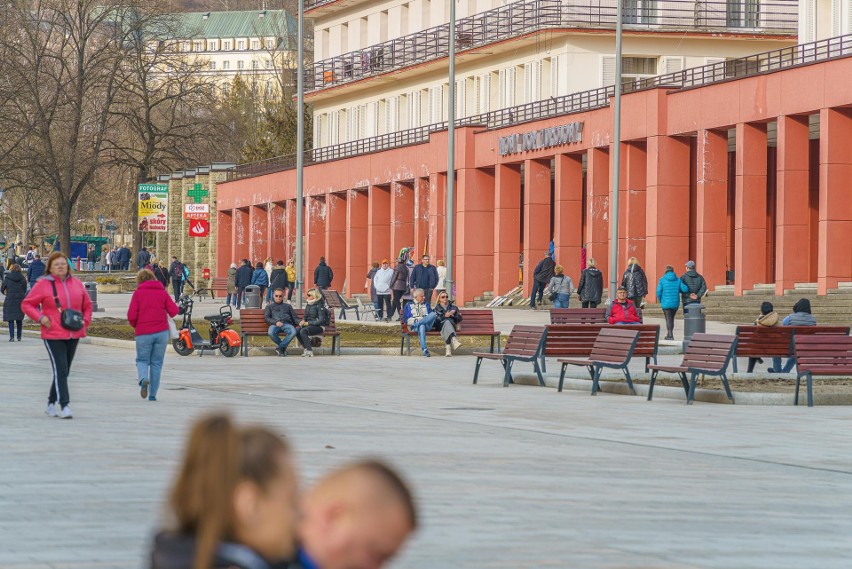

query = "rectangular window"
[
  {"left": 252, "top": 60, "right": 259, "bottom": 69},
  {"left": 602, "top": 56, "right": 657, "bottom": 86},
  {"left": 238, "top": 40, "right": 246, "bottom": 50},
  {"left": 209, "top": 41, "right": 217, "bottom": 51},
  {"left": 623, "top": 0, "right": 658, "bottom": 24},
  {"left": 209, "top": 61, "right": 216, "bottom": 71},
  {"left": 252, "top": 40, "right": 260, "bottom": 50},
  {"left": 266, "top": 39, "right": 275, "bottom": 49},
  {"left": 428, "top": 85, "right": 443, "bottom": 123},
  {"left": 223, "top": 41, "right": 231, "bottom": 50},
  {"left": 266, "top": 59, "right": 273, "bottom": 69},
  {"left": 238, "top": 60, "right": 245, "bottom": 70},
  {"left": 194, "top": 41, "right": 203, "bottom": 52},
  {"left": 726, "top": 0, "right": 760, "bottom": 27},
  {"left": 223, "top": 61, "right": 230, "bottom": 70}
]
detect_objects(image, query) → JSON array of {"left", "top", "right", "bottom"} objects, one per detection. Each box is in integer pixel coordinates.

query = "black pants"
[
  {"left": 391, "top": 290, "right": 405, "bottom": 319},
  {"left": 236, "top": 287, "right": 245, "bottom": 307},
  {"left": 747, "top": 357, "right": 764, "bottom": 373},
  {"left": 287, "top": 283, "right": 295, "bottom": 300},
  {"left": 377, "top": 294, "right": 392, "bottom": 319},
  {"left": 422, "top": 288, "right": 434, "bottom": 305},
  {"left": 7, "top": 320, "right": 21, "bottom": 340},
  {"left": 45, "top": 339, "right": 79, "bottom": 408},
  {"left": 297, "top": 325, "right": 324, "bottom": 350},
  {"left": 530, "top": 280, "right": 546, "bottom": 307},
  {"left": 662, "top": 308, "right": 678, "bottom": 337},
  {"left": 631, "top": 296, "right": 644, "bottom": 308},
  {"left": 172, "top": 280, "right": 182, "bottom": 302},
  {"left": 581, "top": 301, "right": 599, "bottom": 308}
]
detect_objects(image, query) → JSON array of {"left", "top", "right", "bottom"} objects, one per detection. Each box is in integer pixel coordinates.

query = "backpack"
[
  {"left": 172, "top": 262, "right": 184, "bottom": 280},
  {"left": 317, "top": 302, "right": 331, "bottom": 327}
]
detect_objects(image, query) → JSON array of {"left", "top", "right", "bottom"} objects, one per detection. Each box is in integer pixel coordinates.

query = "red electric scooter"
[{"left": 172, "top": 295, "right": 241, "bottom": 357}]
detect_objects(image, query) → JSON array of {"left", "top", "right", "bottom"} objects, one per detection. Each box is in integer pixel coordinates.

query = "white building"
[
  {"left": 799, "top": 0, "right": 852, "bottom": 40},
  {"left": 306, "top": 0, "right": 799, "bottom": 147}
]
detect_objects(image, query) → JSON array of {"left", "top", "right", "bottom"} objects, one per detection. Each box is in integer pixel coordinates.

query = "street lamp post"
[
  {"left": 608, "top": 0, "right": 624, "bottom": 302},
  {"left": 445, "top": 0, "right": 457, "bottom": 300},
  {"left": 98, "top": 214, "right": 105, "bottom": 238},
  {"left": 295, "top": 0, "right": 305, "bottom": 309}
]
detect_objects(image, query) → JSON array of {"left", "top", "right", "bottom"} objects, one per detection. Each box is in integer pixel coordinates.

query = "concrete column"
[
  {"left": 168, "top": 177, "right": 183, "bottom": 263},
  {"left": 325, "top": 193, "right": 347, "bottom": 292},
  {"left": 456, "top": 168, "right": 495, "bottom": 303},
  {"left": 553, "top": 154, "right": 583, "bottom": 279},
  {"left": 523, "top": 159, "right": 551, "bottom": 297},
  {"left": 414, "top": 178, "right": 430, "bottom": 257},
  {"left": 216, "top": 211, "right": 233, "bottom": 277},
  {"left": 305, "top": 196, "right": 326, "bottom": 286},
  {"left": 249, "top": 205, "right": 269, "bottom": 263},
  {"left": 493, "top": 164, "right": 521, "bottom": 296},
  {"left": 618, "top": 142, "right": 647, "bottom": 271},
  {"left": 270, "top": 202, "right": 287, "bottom": 262},
  {"left": 346, "top": 190, "right": 369, "bottom": 299},
  {"left": 585, "top": 147, "right": 609, "bottom": 285},
  {"left": 734, "top": 122, "right": 768, "bottom": 295},
  {"left": 695, "top": 129, "right": 729, "bottom": 292},
  {"left": 390, "top": 182, "right": 415, "bottom": 258},
  {"left": 368, "top": 185, "right": 391, "bottom": 264},
  {"left": 776, "top": 115, "right": 811, "bottom": 295},
  {"left": 646, "top": 135, "right": 691, "bottom": 288},
  {"left": 428, "top": 173, "right": 446, "bottom": 260},
  {"left": 818, "top": 108, "right": 852, "bottom": 294},
  {"left": 233, "top": 208, "right": 250, "bottom": 262}
]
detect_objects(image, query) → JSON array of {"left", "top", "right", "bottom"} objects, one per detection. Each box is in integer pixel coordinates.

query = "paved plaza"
[{"left": 2, "top": 297, "right": 852, "bottom": 568}]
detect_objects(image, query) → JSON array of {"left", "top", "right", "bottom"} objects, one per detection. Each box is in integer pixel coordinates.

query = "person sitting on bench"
[
  {"left": 265, "top": 287, "right": 299, "bottom": 357},
  {"left": 608, "top": 287, "right": 641, "bottom": 325},
  {"left": 434, "top": 291, "right": 463, "bottom": 357},
  {"left": 403, "top": 288, "right": 437, "bottom": 357}
]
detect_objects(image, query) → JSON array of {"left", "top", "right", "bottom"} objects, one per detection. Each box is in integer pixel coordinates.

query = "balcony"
[{"left": 307, "top": 0, "right": 798, "bottom": 93}]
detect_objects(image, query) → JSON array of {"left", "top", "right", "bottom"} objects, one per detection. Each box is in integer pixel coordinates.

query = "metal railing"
[
  {"left": 307, "top": 0, "right": 798, "bottom": 92},
  {"left": 228, "top": 33, "right": 852, "bottom": 181},
  {"left": 304, "top": 0, "right": 339, "bottom": 11}
]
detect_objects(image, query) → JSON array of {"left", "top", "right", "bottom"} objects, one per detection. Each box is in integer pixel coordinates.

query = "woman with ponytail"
[{"left": 150, "top": 414, "right": 299, "bottom": 569}]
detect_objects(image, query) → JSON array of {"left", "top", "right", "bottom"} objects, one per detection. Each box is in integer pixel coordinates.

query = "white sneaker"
[
  {"left": 59, "top": 406, "right": 73, "bottom": 419},
  {"left": 302, "top": 350, "right": 313, "bottom": 358},
  {"left": 451, "top": 338, "right": 462, "bottom": 351},
  {"left": 445, "top": 345, "right": 452, "bottom": 357},
  {"left": 45, "top": 403, "right": 58, "bottom": 417}
]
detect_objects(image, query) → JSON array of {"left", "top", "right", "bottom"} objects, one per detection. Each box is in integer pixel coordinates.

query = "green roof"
[{"left": 172, "top": 10, "right": 296, "bottom": 40}]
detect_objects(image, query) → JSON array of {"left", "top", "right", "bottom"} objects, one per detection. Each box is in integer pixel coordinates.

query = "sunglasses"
[{"left": 274, "top": 294, "right": 284, "bottom": 298}]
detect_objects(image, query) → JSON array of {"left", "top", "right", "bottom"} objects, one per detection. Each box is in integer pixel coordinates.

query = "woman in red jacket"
[
  {"left": 127, "top": 269, "right": 179, "bottom": 401},
  {"left": 21, "top": 252, "right": 93, "bottom": 419},
  {"left": 608, "top": 287, "right": 642, "bottom": 325}
]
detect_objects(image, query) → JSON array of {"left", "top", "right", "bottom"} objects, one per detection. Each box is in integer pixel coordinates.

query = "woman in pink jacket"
[
  {"left": 127, "top": 269, "right": 179, "bottom": 401},
  {"left": 22, "top": 252, "right": 93, "bottom": 419}
]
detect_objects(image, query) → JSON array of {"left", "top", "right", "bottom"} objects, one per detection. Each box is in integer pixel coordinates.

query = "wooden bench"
[
  {"left": 558, "top": 328, "right": 640, "bottom": 395},
  {"left": 211, "top": 277, "right": 228, "bottom": 299},
  {"left": 472, "top": 325, "right": 546, "bottom": 387},
  {"left": 550, "top": 308, "right": 607, "bottom": 324},
  {"left": 794, "top": 335, "right": 852, "bottom": 407},
  {"left": 322, "top": 289, "right": 361, "bottom": 320},
  {"left": 733, "top": 326, "right": 850, "bottom": 372},
  {"left": 647, "top": 333, "right": 738, "bottom": 404},
  {"left": 239, "top": 308, "right": 340, "bottom": 356},
  {"left": 400, "top": 309, "right": 501, "bottom": 355},
  {"left": 542, "top": 324, "right": 660, "bottom": 374}
]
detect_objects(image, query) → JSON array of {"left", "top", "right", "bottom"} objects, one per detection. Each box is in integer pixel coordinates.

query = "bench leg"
[
  {"left": 687, "top": 371, "right": 698, "bottom": 405},
  {"left": 489, "top": 336, "right": 495, "bottom": 354},
  {"left": 496, "top": 335, "right": 502, "bottom": 353},
  {"left": 473, "top": 357, "right": 484, "bottom": 384},
  {"left": 558, "top": 363, "right": 568, "bottom": 392},
  {"left": 678, "top": 372, "right": 689, "bottom": 397},
  {"left": 647, "top": 369, "right": 658, "bottom": 401},
  {"left": 532, "top": 359, "right": 545, "bottom": 387},
  {"left": 540, "top": 354, "right": 547, "bottom": 374},
  {"left": 720, "top": 374, "right": 734, "bottom": 403},
  {"left": 241, "top": 333, "right": 247, "bottom": 357},
  {"left": 623, "top": 367, "right": 636, "bottom": 395},
  {"left": 732, "top": 357, "right": 738, "bottom": 373},
  {"left": 400, "top": 335, "right": 405, "bottom": 356},
  {"left": 795, "top": 373, "right": 803, "bottom": 406},
  {"left": 807, "top": 372, "right": 814, "bottom": 408},
  {"left": 406, "top": 335, "right": 411, "bottom": 356},
  {"left": 644, "top": 357, "right": 650, "bottom": 374},
  {"left": 355, "top": 308, "right": 360, "bottom": 321},
  {"left": 503, "top": 360, "right": 514, "bottom": 388},
  {"left": 591, "top": 366, "right": 601, "bottom": 395}
]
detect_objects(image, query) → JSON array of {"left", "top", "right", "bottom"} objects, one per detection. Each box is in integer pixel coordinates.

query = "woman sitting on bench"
[
  {"left": 434, "top": 292, "right": 463, "bottom": 357},
  {"left": 296, "top": 288, "right": 330, "bottom": 358}
]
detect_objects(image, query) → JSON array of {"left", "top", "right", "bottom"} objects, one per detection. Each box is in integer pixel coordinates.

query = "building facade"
[
  {"left": 306, "top": 0, "right": 798, "bottom": 147},
  {"left": 215, "top": 35, "right": 852, "bottom": 305}
]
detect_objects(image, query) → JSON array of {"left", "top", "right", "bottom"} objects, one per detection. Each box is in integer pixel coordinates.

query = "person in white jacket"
[{"left": 372, "top": 259, "right": 395, "bottom": 322}]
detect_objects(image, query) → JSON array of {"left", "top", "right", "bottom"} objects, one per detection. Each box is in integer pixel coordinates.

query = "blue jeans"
[
  {"left": 136, "top": 330, "right": 169, "bottom": 399},
  {"left": 268, "top": 324, "right": 298, "bottom": 350},
  {"left": 413, "top": 312, "right": 438, "bottom": 352},
  {"left": 553, "top": 293, "right": 570, "bottom": 308},
  {"left": 226, "top": 292, "right": 238, "bottom": 306},
  {"left": 530, "top": 280, "right": 546, "bottom": 307},
  {"left": 771, "top": 357, "right": 796, "bottom": 373}
]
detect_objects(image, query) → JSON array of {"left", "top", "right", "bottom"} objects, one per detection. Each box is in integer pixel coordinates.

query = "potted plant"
[{"left": 95, "top": 276, "right": 121, "bottom": 294}]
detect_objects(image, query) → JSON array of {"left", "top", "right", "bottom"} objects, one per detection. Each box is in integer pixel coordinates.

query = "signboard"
[
  {"left": 498, "top": 122, "right": 583, "bottom": 156},
  {"left": 188, "top": 219, "right": 209, "bottom": 238},
  {"left": 184, "top": 203, "right": 210, "bottom": 220},
  {"left": 138, "top": 183, "right": 169, "bottom": 232}
]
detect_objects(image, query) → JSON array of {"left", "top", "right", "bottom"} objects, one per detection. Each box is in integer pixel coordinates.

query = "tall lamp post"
[
  {"left": 295, "top": 0, "right": 305, "bottom": 308},
  {"left": 445, "top": 0, "right": 457, "bottom": 300},
  {"left": 98, "top": 214, "right": 105, "bottom": 238},
  {"left": 608, "top": 0, "right": 624, "bottom": 302}
]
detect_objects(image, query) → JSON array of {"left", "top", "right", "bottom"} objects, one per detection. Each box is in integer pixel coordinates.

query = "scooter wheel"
[
  {"left": 173, "top": 338, "right": 194, "bottom": 356},
  {"left": 219, "top": 338, "right": 240, "bottom": 358}
]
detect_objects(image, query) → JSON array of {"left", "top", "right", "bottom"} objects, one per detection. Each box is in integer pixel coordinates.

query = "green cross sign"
[{"left": 187, "top": 183, "right": 208, "bottom": 204}]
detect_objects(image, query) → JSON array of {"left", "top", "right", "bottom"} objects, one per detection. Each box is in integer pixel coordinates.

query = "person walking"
[
  {"left": 372, "top": 259, "right": 394, "bottom": 322},
  {"left": 434, "top": 291, "right": 463, "bottom": 356},
  {"left": 365, "top": 262, "right": 380, "bottom": 319},
  {"left": 577, "top": 258, "right": 604, "bottom": 308},
  {"left": 770, "top": 298, "right": 816, "bottom": 374},
  {"left": 530, "top": 252, "right": 556, "bottom": 310},
  {"left": 168, "top": 256, "right": 185, "bottom": 302},
  {"left": 747, "top": 301, "right": 779, "bottom": 373},
  {"left": 546, "top": 265, "right": 574, "bottom": 308},
  {"left": 269, "top": 261, "right": 289, "bottom": 305},
  {"left": 265, "top": 288, "right": 299, "bottom": 356},
  {"left": 99, "top": 246, "right": 108, "bottom": 271},
  {"left": 313, "top": 257, "right": 334, "bottom": 290},
  {"left": 251, "top": 262, "right": 270, "bottom": 304},
  {"left": 120, "top": 245, "right": 132, "bottom": 271},
  {"left": 410, "top": 255, "right": 439, "bottom": 305},
  {"left": 21, "top": 252, "right": 92, "bottom": 419},
  {"left": 680, "top": 260, "right": 708, "bottom": 306},
  {"left": 234, "top": 259, "right": 253, "bottom": 307},
  {"left": 390, "top": 257, "right": 409, "bottom": 320},
  {"left": 655, "top": 265, "right": 687, "bottom": 340},
  {"left": 127, "top": 269, "right": 179, "bottom": 402},
  {"left": 225, "top": 263, "right": 238, "bottom": 306},
  {"left": 136, "top": 247, "right": 151, "bottom": 270},
  {"left": 621, "top": 257, "right": 649, "bottom": 309},
  {"left": 152, "top": 260, "right": 170, "bottom": 289},
  {"left": 435, "top": 259, "right": 447, "bottom": 296},
  {"left": 2, "top": 264, "right": 28, "bottom": 341},
  {"left": 86, "top": 246, "right": 97, "bottom": 271},
  {"left": 26, "top": 254, "right": 45, "bottom": 289},
  {"left": 285, "top": 259, "right": 297, "bottom": 300},
  {"left": 296, "top": 289, "right": 330, "bottom": 358}
]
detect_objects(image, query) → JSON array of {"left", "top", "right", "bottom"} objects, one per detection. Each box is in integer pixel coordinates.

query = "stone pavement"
[{"left": 2, "top": 337, "right": 852, "bottom": 569}]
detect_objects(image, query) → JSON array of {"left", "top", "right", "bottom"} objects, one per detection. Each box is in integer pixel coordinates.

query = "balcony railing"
[
  {"left": 307, "top": 0, "right": 798, "bottom": 92},
  {"left": 228, "top": 33, "right": 852, "bottom": 182}
]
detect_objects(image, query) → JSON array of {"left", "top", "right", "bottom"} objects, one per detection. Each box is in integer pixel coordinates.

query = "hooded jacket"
[
  {"left": 251, "top": 268, "right": 270, "bottom": 287},
  {"left": 391, "top": 262, "right": 409, "bottom": 291},
  {"left": 680, "top": 269, "right": 708, "bottom": 305},
  {"left": 783, "top": 299, "right": 817, "bottom": 326},
  {"left": 227, "top": 266, "right": 237, "bottom": 293},
  {"left": 2, "top": 270, "right": 28, "bottom": 321},
  {"left": 26, "top": 258, "right": 45, "bottom": 284},
  {"left": 128, "top": 280, "right": 179, "bottom": 336},
  {"left": 577, "top": 267, "right": 603, "bottom": 303},
  {"left": 755, "top": 311, "right": 779, "bottom": 327},
  {"left": 153, "top": 265, "right": 170, "bottom": 288},
  {"left": 21, "top": 274, "right": 93, "bottom": 340},
  {"left": 533, "top": 257, "right": 556, "bottom": 284},
  {"left": 269, "top": 266, "right": 289, "bottom": 291},
  {"left": 621, "top": 264, "right": 649, "bottom": 298},
  {"left": 235, "top": 263, "right": 254, "bottom": 288},
  {"left": 264, "top": 300, "right": 299, "bottom": 327},
  {"left": 655, "top": 270, "right": 686, "bottom": 310},
  {"left": 150, "top": 532, "right": 290, "bottom": 569},
  {"left": 313, "top": 260, "right": 334, "bottom": 287},
  {"left": 303, "top": 298, "right": 330, "bottom": 327}
]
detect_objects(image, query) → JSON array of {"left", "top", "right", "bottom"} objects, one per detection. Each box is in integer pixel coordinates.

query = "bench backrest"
[
  {"left": 321, "top": 289, "right": 350, "bottom": 309},
  {"left": 293, "top": 308, "right": 338, "bottom": 335},
  {"left": 401, "top": 308, "right": 494, "bottom": 334},
  {"left": 681, "top": 333, "right": 737, "bottom": 374},
  {"left": 588, "top": 328, "right": 639, "bottom": 365},
  {"left": 503, "top": 325, "right": 548, "bottom": 358},
  {"left": 550, "top": 308, "right": 608, "bottom": 325},
  {"left": 211, "top": 277, "right": 228, "bottom": 288},
  {"left": 794, "top": 335, "right": 852, "bottom": 371},
  {"left": 545, "top": 324, "right": 659, "bottom": 358},
  {"left": 240, "top": 306, "right": 337, "bottom": 335},
  {"left": 735, "top": 325, "right": 850, "bottom": 357}
]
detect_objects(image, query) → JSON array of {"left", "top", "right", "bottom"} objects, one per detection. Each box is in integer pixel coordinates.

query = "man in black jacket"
[
  {"left": 313, "top": 257, "right": 334, "bottom": 290},
  {"left": 168, "top": 256, "right": 185, "bottom": 302},
  {"left": 410, "top": 255, "right": 439, "bottom": 304},
  {"left": 234, "top": 259, "right": 254, "bottom": 307},
  {"left": 119, "top": 245, "right": 132, "bottom": 270},
  {"left": 530, "top": 253, "right": 555, "bottom": 310},
  {"left": 264, "top": 288, "right": 299, "bottom": 356},
  {"left": 680, "top": 260, "right": 708, "bottom": 306},
  {"left": 136, "top": 247, "right": 151, "bottom": 269}
]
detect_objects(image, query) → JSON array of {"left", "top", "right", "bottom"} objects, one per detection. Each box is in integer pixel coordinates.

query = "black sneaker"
[{"left": 277, "top": 347, "right": 288, "bottom": 357}]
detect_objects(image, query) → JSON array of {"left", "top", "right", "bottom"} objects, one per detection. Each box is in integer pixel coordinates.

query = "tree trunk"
[{"left": 58, "top": 196, "right": 73, "bottom": 257}]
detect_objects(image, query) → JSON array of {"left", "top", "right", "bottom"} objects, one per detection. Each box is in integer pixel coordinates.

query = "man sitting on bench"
[
  {"left": 265, "top": 287, "right": 299, "bottom": 357},
  {"left": 403, "top": 288, "right": 438, "bottom": 357},
  {"left": 608, "top": 287, "right": 641, "bottom": 325}
]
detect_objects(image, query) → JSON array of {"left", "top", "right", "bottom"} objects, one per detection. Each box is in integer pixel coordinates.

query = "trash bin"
[
  {"left": 83, "top": 281, "right": 98, "bottom": 313},
  {"left": 243, "top": 284, "right": 261, "bottom": 309},
  {"left": 682, "top": 302, "right": 706, "bottom": 351}
]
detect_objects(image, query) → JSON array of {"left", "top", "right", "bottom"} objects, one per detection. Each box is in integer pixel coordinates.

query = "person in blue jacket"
[
  {"left": 402, "top": 288, "right": 437, "bottom": 357},
  {"left": 251, "top": 262, "right": 270, "bottom": 305},
  {"left": 656, "top": 265, "right": 688, "bottom": 340}
]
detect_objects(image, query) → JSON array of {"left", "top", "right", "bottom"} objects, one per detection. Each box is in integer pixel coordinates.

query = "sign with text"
[
  {"left": 498, "top": 122, "right": 583, "bottom": 156},
  {"left": 138, "top": 183, "right": 169, "bottom": 232},
  {"left": 184, "top": 203, "right": 210, "bottom": 220},
  {"left": 188, "top": 219, "right": 209, "bottom": 238}
]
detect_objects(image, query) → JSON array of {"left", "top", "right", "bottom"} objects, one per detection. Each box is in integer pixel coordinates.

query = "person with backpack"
[
  {"left": 168, "top": 256, "right": 185, "bottom": 302},
  {"left": 655, "top": 265, "right": 688, "bottom": 340},
  {"left": 234, "top": 259, "right": 254, "bottom": 307},
  {"left": 152, "top": 260, "right": 170, "bottom": 289},
  {"left": 530, "top": 252, "right": 556, "bottom": 310},
  {"left": 296, "top": 288, "right": 330, "bottom": 358},
  {"left": 251, "top": 262, "right": 270, "bottom": 303}
]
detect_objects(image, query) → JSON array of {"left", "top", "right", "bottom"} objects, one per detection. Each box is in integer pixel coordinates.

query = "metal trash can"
[
  {"left": 83, "top": 281, "right": 98, "bottom": 313},
  {"left": 682, "top": 303, "right": 706, "bottom": 351},
  {"left": 243, "top": 285, "right": 261, "bottom": 309}
]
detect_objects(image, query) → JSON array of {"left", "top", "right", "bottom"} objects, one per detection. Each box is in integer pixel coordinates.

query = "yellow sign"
[{"left": 138, "top": 183, "right": 169, "bottom": 232}]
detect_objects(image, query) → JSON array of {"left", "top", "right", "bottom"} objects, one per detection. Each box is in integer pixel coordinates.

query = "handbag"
[
  {"left": 167, "top": 315, "right": 179, "bottom": 340},
  {"left": 50, "top": 280, "right": 84, "bottom": 331},
  {"left": 548, "top": 276, "right": 564, "bottom": 302}
]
